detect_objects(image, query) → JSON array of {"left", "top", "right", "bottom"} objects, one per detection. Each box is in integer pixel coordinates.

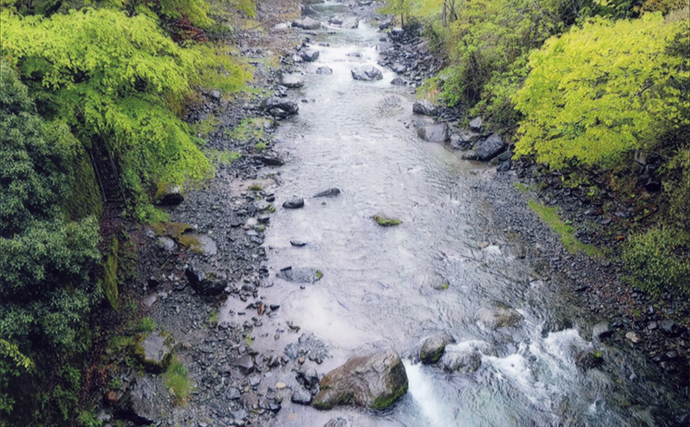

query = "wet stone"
[
  {"left": 291, "top": 388, "right": 313, "bottom": 405},
  {"left": 283, "top": 198, "right": 305, "bottom": 209},
  {"left": 276, "top": 267, "right": 322, "bottom": 283}
]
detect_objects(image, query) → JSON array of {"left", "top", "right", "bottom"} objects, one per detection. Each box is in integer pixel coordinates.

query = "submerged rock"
[
  {"left": 417, "top": 123, "right": 449, "bottom": 143},
  {"left": 324, "top": 418, "right": 349, "bottom": 427},
  {"left": 255, "top": 154, "right": 285, "bottom": 166},
  {"left": 261, "top": 97, "right": 299, "bottom": 118},
  {"left": 439, "top": 346, "right": 482, "bottom": 374},
  {"left": 477, "top": 305, "right": 524, "bottom": 330},
  {"left": 351, "top": 65, "right": 383, "bottom": 81},
  {"left": 292, "top": 17, "right": 321, "bottom": 30},
  {"left": 475, "top": 133, "right": 506, "bottom": 161},
  {"left": 390, "top": 77, "right": 406, "bottom": 86},
  {"left": 313, "top": 188, "right": 341, "bottom": 198},
  {"left": 313, "top": 349, "right": 408, "bottom": 410},
  {"left": 316, "top": 66, "right": 334, "bottom": 75},
  {"left": 283, "top": 197, "right": 305, "bottom": 209},
  {"left": 276, "top": 267, "right": 323, "bottom": 283}
]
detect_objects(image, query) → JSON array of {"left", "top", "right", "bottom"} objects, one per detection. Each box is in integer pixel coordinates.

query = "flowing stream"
[{"left": 220, "top": 4, "right": 682, "bottom": 426}]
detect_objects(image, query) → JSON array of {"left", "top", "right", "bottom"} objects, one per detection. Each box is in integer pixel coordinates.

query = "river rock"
[
  {"left": 133, "top": 332, "right": 173, "bottom": 373},
  {"left": 341, "top": 17, "right": 359, "bottom": 29},
  {"left": 255, "top": 154, "right": 285, "bottom": 166},
  {"left": 417, "top": 123, "right": 449, "bottom": 143},
  {"left": 283, "top": 197, "right": 305, "bottom": 209},
  {"left": 469, "top": 116, "right": 483, "bottom": 131},
  {"left": 626, "top": 331, "right": 641, "bottom": 344},
  {"left": 316, "top": 66, "right": 333, "bottom": 75},
  {"left": 312, "top": 349, "right": 408, "bottom": 410},
  {"left": 261, "top": 97, "right": 299, "bottom": 118},
  {"left": 117, "top": 377, "right": 160, "bottom": 425},
  {"left": 300, "top": 50, "right": 320, "bottom": 62},
  {"left": 659, "top": 320, "right": 683, "bottom": 337},
  {"left": 154, "top": 183, "right": 184, "bottom": 206},
  {"left": 324, "top": 418, "right": 349, "bottom": 427},
  {"left": 390, "top": 77, "right": 406, "bottom": 86},
  {"left": 178, "top": 233, "right": 217, "bottom": 256},
  {"left": 477, "top": 305, "right": 524, "bottom": 330},
  {"left": 290, "top": 240, "right": 307, "bottom": 247},
  {"left": 314, "top": 188, "right": 341, "bottom": 198},
  {"left": 439, "top": 347, "right": 482, "bottom": 374},
  {"left": 292, "top": 388, "right": 313, "bottom": 405},
  {"left": 276, "top": 267, "right": 323, "bottom": 283},
  {"left": 593, "top": 322, "right": 613, "bottom": 340},
  {"left": 292, "top": 17, "right": 321, "bottom": 30},
  {"left": 475, "top": 133, "right": 506, "bottom": 161},
  {"left": 351, "top": 65, "right": 383, "bottom": 81},
  {"left": 185, "top": 264, "right": 227, "bottom": 296},
  {"left": 232, "top": 354, "right": 255, "bottom": 374},
  {"left": 412, "top": 100, "right": 437, "bottom": 116},
  {"left": 281, "top": 73, "right": 304, "bottom": 88},
  {"left": 297, "top": 366, "right": 320, "bottom": 389},
  {"left": 420, "top": 333, "right": 450, "bottom": 364}
]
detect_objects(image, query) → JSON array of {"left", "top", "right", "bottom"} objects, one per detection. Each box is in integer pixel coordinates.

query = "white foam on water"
[{"left": 403, "top": 361, "right": 453, "bottom": 427}]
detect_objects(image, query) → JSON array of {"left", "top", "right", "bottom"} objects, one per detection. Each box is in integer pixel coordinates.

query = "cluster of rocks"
[{"left": 376, "top": 25, "right": 444, "bottom": 88}]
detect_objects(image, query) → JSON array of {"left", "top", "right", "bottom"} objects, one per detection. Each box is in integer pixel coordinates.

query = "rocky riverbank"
[{"left": 95, "top": 2, "right": 688, "bottom": 426}]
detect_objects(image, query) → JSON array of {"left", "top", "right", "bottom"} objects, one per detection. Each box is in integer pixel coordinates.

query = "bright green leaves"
[
  {"left": 513, "top": 13, "right": 689, "bottom": 169},
  {"left": 1, "top": 8, "right": 249, "bottom": 206}
]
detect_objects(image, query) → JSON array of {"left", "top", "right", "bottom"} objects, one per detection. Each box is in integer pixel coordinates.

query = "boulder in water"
[
  {"left": 261, "top": 97, "right": 299, "bottom": 118},
  {"left": 313, "top": 188, "right": 341, "bottom": 198},
  {"left": 417, "top": 123, "right": 449, "bottom": 143},
  {"left": 475, "top": 133, "right": 506, "bottom": 161},
  {"left": 439, "top": 346, "right": 482, "bottom": 374},
  {"left": 300, "top": 50, "right": 320, "bottom": 62},
  {"left": 351, "top": 65, "right": 383, "bottom": 81},
  {"left": 312, "top": 349, "right": 408, "bottom": 410},
  {"left": 342, "top": 17, "right": 359, "bottom": 29},
  {"left": 281, "top": 73, "right": 304, "bottom": 88},
  {"left": 283, "top": 197, "right": 305, "bottom": 209},
  {"left": 316, "top": 66, "right": 333, "bottom": 75},
  {"left": 390, "top": 77, "right": 406, "bottom": 86},
  {"left": 292, "top": 17, "right": 321, "bottom": 30},
  {"left": 477, "top": 305, "right": 524, "bottom": 330},
  {"left": 420, "top": 332, "right": 452, "bottom": 364}
]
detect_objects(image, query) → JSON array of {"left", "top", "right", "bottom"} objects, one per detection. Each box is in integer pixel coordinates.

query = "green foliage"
[
  {"left": 1, "top": 8, "right": 250, "bottom": 217},
  {"left": 373, "top": 215, "right": 403, "bottom": 226},
  {"left": 77, "top": 407, "right": 103, "bottom": 427},
  {"left": 165, "top": 357, "right": 192, "bottom": 405},
  {"left": 227, "top": 117, "right": 270, "bottom": 142},
  {"left": 0, "top": 60, "right": 101, "bottom": 426},
  {"left": 103, "top": 238, "right": 120, "bottom": 311},
  {"left": 623, "top": 227, "right": 690, "bottom": 296},
  {"left": 206, "top": 149, "right": 242, "bottom": 166},
  {"left": 134, "top": 317, "right": 156, "bottom": 332},
  {"left": 528, "top": 200, "right": 603, "bottom": 257},
  {"left": 513, "top": 14, "right": 689, "bottom": 169}
]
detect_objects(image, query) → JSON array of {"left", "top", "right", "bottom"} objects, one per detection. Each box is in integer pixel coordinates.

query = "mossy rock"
[
  {"left": 132, "top": 332, "right": 173, "bottom": 373},
  {"left": 373, "top": 214, "right": 402, "bottom": 227}
]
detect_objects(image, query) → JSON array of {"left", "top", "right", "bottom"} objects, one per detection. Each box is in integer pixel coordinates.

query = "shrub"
[{"left": 623, "top": 227, "right": 690, "bottom": 296}]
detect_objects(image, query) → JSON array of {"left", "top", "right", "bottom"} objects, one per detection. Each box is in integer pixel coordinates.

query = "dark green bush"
[{"left": 623, "top": 227, "right": 690, "bottom": 296}]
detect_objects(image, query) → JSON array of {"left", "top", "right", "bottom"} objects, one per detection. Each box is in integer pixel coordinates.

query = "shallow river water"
[{"left": 220, "top": 4, "right": 683, "bottom": 426}]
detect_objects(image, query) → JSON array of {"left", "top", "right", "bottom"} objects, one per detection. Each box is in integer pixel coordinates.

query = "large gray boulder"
[
  {"left": 280, "top": 73, "right": 304, "bottom": 88},
  {"left": 412, "top": 100, "right": 437, "bottom": 116},
  {"left": 154, "top": 183, "right": 183, "bottom": 206},
  {"left": 341, "top": 17, "right": 359, "bottom": 29},
  {"left": 313, "top": 349, "right": 408, "bottom": 410},
  {"left": 351, "top": 65, "right": 383, "bottom": 81},
  {"left": 133, "top": 332, "right": 173, "bottom": 373},
  {"left": 117, "top": 377, "right": 161, "bottom": 425},
  {"left": 261, "top": 97, "right": 299, "bottom": 118},
  {"left": 300, "top": 50, "right": 320, "bottom": 62},
  {"left": 439, "top": 347, "right": 482, "bottom": 374},
  {"left": 417, "top": 123, "right": 449, "bottom": 143},
  {"left": 185, "top": 264, "right": 227, "bottom": 296},
  {"left": 292, "top": 17, "right": 321, "bottom": 30},
  {"left": 475, "top": 133, "right": 506, "bottom": 161}
]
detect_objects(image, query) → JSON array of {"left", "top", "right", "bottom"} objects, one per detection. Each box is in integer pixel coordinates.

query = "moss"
[
  {"left": 528, "top": 200, "right": 603, "bottom": 258},
  {"left": 194, "top": 114, "right": 220, "bottom": 136},
  {"left": 131, "top": 332, "right": 173, "bottom": 374},
  {"left": 177, "top": 234, "right": 203, "bottom": 253},
  {"left": 207, "top": 149, "right": 242, "bottom": 166},
  {"left": 266, "top": 204, "right": 276, "bottom": 213},
  {"left": 226, "top": 117, "right": 271, "bottom": 142},
  {"left": 133, "top": 317, "right": 156, "bottom": 332},
  {"left": 63, "top": 145, "right": 103, "bottom": 220},
  {"left": 513, "top": 182, "right": 530, "bottom": 193},
  {"left": 257, "top": 225, "right": 265, "bottom": 232},
  {"left": 248, "top": 184, "right": 263, "bottom": 192},
  {"left": 374, "top": 215, "right": 402, "bottom": 227},
  {"left": 421, "top": 343, "right": 445, "bottom": 364},
  {"left": 165, "top": 357, "right": 192, "bottom": 406},
  {"left": 315, "top": 270, "right": 323, "bottom": 280},
  {"left": 440, "top": 283, "right": 449, "bottom": 290},
  {"left": 254, "top": 142, "right": 267, "bottom": 150},
  {"left": 208, "top": 310, "right": 218, "bottom": 327},
  {"left": 103, "top": 238, "right": 119, "bottom": 310},
  {"left": 371, "top": 381, "right": 408, "bottom": 411}
]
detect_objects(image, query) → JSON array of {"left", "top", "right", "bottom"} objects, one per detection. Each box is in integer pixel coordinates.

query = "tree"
[{"left": 513, "top": 13, "right": 689, "bottom": 169}]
